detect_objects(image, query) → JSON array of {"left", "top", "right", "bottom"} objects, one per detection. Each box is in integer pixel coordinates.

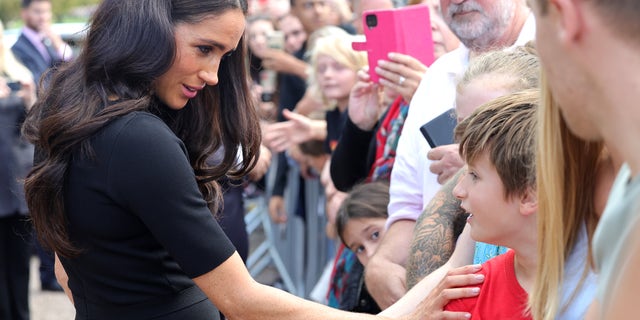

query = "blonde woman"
[{"left": 529, "top": 77, "right": 619, "bottom": 319}]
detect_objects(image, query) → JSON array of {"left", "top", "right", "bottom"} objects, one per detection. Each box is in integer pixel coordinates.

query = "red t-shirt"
[{"left": 445, "top": 250, "right": 531, "bottom": 319}]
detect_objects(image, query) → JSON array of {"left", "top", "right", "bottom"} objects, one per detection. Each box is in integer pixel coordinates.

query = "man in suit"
[
  {"left": 11, "top": 0, "right": 72, "bottom": 293},
  {"left": 11, "top": 0, "right": 72, "bottom": 86}
]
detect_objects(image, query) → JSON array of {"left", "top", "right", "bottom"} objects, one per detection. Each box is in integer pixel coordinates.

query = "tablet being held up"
[{"left": 352, "top": 5, "right": 435, "bottom": 83}]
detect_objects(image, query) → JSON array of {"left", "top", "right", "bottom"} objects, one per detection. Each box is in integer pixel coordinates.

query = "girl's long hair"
[
  {"left": 22, "top": 0, "right": 260, "bottom": 258},
  {"left": 529, "top": 75, "right": 602, "bottom": 320}
]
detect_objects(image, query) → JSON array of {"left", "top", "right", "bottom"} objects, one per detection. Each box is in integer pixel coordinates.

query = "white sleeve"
[{"left": 386, "top": 51, "right": 464, "bottom": 229}]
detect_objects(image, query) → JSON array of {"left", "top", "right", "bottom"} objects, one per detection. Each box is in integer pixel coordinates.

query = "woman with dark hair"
[{"left": 21, "top": 0, "right": 478, "bottom": 319}]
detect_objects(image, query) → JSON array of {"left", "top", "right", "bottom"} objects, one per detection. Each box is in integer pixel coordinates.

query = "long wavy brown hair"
[{"left": 22, "top": 0, "right": 260, "bottom": 258}]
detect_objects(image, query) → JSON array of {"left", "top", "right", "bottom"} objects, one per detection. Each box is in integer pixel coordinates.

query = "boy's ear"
[{"left": 519, "top": 187, "right": 537, "bottom": 216}]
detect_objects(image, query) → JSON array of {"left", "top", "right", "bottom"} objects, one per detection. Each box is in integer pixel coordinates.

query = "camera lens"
[{"left": 365, "top": 14, "right": 377, "bottom": 29}]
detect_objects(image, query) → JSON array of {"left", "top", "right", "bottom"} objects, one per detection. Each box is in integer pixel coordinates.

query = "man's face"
[
  {"left": 440, "top": 0, "right": 515, "bottom": 50},
  {"left": 22, "top": 0, "right": 52, "bottom": 33},
  {"left": 530, "top": 0, "right": 600, "bottom": 140},
  {"left": 291, "top": 0, "right": 334, "bottom": 34}
]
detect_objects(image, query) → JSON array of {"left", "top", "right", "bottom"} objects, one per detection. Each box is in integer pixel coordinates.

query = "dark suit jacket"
[
  {"left": 11, "top": 34, "right": 54, "bottom": 86},
  {"left": 0, "top": 93, "right": 32, "bottom": 217}
]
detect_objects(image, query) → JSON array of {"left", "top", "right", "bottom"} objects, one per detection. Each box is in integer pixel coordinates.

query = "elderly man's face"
[{"left": 440, "top": 0, "right": 515, "bottom": 50}]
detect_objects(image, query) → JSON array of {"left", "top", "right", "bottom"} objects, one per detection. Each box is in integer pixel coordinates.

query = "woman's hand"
[
  {"left": 375, "top": 52, "right": 427, "bottom": 103},
  {"left": 402, "top": 264, "right": 484, "bottom": 320},
  {"left": 348, "top": 67, "right": 385, "bottom": 131}
]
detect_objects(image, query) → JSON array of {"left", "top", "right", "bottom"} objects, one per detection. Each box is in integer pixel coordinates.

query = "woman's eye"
[
  {"left": 355, "top": 245, "right": 365, "bottom": 254},
  {"left": 371, "top": 231, "right": 380, "bottom": 240},
  {"left": 198, "top": 46, "right": 213, "bottom": 54}
]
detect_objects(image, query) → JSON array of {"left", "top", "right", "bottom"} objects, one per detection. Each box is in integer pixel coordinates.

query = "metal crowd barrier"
[{"left": 244, "top": 155, "right": 331, "bottom": 299}]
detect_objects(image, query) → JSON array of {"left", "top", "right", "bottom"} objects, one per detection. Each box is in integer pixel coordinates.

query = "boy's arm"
[{"left": 406, "top": 170, "right": 467, "bottom": 288}]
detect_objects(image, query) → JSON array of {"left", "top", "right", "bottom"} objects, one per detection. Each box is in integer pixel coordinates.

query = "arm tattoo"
[{"left": 405, "top": 170, "right": 468, "bottom": 289}]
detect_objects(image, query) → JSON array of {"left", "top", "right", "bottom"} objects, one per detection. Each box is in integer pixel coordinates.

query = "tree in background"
[{"left": 0, "top": 0, "right": 100, "bottom": 27}]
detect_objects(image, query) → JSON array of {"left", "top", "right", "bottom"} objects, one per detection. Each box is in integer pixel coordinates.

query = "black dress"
[{"left": 60, "top": 111, "right": 235, "bottom": 319}]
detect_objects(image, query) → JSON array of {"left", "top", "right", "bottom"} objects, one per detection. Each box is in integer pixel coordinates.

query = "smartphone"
[
  {"left": 260, "top": 31, "right": 285, "bottom": 102},
  {"left": 419, "top": 109, "right": 457, "bottom": 148},
  {"left": 352, "top": 5, "right": 435, "bottom": 83},
  {"left": 7, "top": 81, "right": 22, "bottom": 92}
]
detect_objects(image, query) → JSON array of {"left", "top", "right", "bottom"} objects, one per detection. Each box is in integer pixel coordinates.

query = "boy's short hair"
[{"left": 457, "top": 89, "right": 539, "bottom": 199}]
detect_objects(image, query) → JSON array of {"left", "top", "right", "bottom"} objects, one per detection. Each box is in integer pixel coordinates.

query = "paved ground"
[{"left": 29, "top": 258, "right": 75, "bottom": 320}]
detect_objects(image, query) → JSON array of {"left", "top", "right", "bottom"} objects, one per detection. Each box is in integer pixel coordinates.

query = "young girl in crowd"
[
  {"left": 336, "top": 181, "right": 390, "bottom": 267},
  {"left": 288, "top": 28, "right": 367, "bottom": 232},
  {"left": 330, "top": 181, "right": 390, "bottom": 314},
  {"left": 21, "top": 1, "right": 457, "bottom": 319}
]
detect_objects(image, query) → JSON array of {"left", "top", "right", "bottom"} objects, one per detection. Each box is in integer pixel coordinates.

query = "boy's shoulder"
[{"left": 445, "top": 250, "right": 531, "bottom": 319}]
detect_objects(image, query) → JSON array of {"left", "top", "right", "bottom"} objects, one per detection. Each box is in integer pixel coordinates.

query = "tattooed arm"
[
  {"left": 405, "top": 169, "right": 468, "bottom": 288},
  {"left": 380, "top": 227, "right": 477, "bottom": 317}
]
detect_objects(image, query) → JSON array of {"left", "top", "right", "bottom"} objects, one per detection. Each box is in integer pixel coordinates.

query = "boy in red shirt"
[{"left": 447, "top": 90, "right": 539, "bottom": 319}]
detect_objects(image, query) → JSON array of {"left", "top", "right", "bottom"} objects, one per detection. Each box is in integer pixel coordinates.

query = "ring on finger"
[{"left": 398, "top": 76, "right": 406, "bottom": 86}]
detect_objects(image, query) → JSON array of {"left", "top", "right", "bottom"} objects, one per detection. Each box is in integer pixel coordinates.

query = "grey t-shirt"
[{"left": 593, "top": 164, "right": 640, "bottom": 315}]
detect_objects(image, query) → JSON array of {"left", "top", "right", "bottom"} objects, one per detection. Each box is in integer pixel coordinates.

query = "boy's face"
[
  {"left": 453, "top": 152, "right": 523, "bottom": 246},
  {"left": 342, "top": 217, "right": 386, "bottom": 266}
]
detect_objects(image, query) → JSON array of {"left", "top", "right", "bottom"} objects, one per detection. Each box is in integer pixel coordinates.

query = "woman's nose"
[{"left": 199, "top": 63, "right": 220, "bottom": 86}]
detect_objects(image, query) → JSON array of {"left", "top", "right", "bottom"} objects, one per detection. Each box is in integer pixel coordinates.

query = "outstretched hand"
[
  {"left": 263, "top": 109, "right": 316, "bottom": 152},
  {"left": 263, "top": 109, "right": 327, "bottom": 153}
]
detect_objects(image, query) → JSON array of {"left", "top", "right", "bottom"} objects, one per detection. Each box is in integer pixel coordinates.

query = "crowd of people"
[{"left": 1, "top": 0, "right": 639, "bottom": 319}]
